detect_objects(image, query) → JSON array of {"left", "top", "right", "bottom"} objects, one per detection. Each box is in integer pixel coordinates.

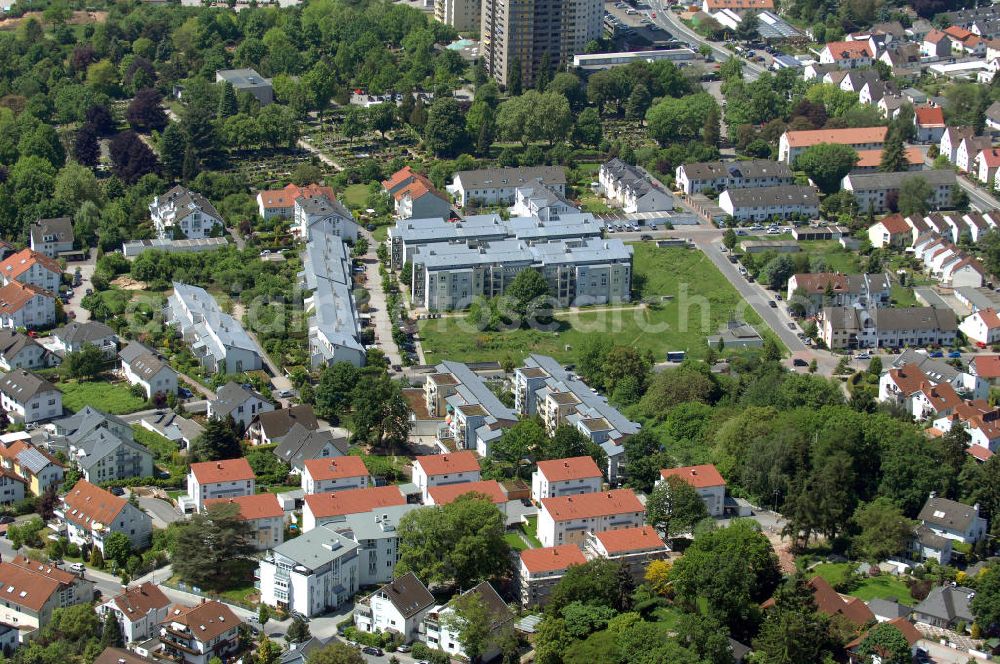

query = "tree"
[
  {"left": 87, "top": 104, "right": 116, "bottom": 136},
  {"left": 190, "top": 417, "right": 242, "bottom": 462},
  {"left": 752, "top": 574, "right": 836, "bottom": 664},
  {"left": 646, "top": 93, "right": 719, "bottom": 145},
  {"left": 852, "top": 498, "right": 915, "bottom": 563},
  {"left": 505, "top": 269, "right": 552, "bottom": 324},
  {"left": 508, "top": 57, "right": 522, "bottom": 96},
  {"left": 856, "top": 622, "right": 912, "bottom": 664},
  {"left": 161, "top": 123, "right": 185, "bottom": 180},
  {"left": 396, "top": 494, "right": 511, "bottom": 588},
  {"left": 55, "top": 162, "right": 103, "bottom": 212},
  {"left": 973, "top": 565, "right": 1000, "bottom": 636},
  {"left": 314, "top": 362, "right": 358, "bottom": 421},
  {"left": 73, "top": 123, "right": 100, "bottom": 167},
  {"left": 218, "top": 82, "right": 238, "bottom": 118},
  {"left": 703, "top": 106, "right": 721, "bottom": 147},
  {"left": 880, "top": 127, "right": 907, "bottom": 173},
  {"left": 171, "top": 502, "right": 254, "bottom": 591},
  {"left": 256, "top": 633, "right": 280, "bottom": 664},
  {"left": 486, "top": 419, "right": 546, "bottom": 480},
  {"left": 443, "top": 592, "right": 495, "bottom": 664},
  {"left": 102, "top": 531, "right": 132, "bottom": 568},
  {"left": 547, "top": 558, "right": 633, "bottom": 613},
  {"left": 351, "top": 374, "right": 410, "bottom": 453},
  {"left": 305, "top": 643, "right": 362, "bottom": 664},
  {"left": 645, "top": 559, "right": 673, "bottom": 596},
  {"left": 646, "top": 475, "right": 710, "bottom": 537},
  {"left": 898, "top": 175, "right": 935, "bottom": 216},
  {"left": 91, "top": 546, "right": 105, "bottom": 568},
  {"left": 423, "top": 98, "right": 467, "bottom": 157},
  {"left": 258, "top": 604, "right": 270, "bottom": 629},
  {"left": 625, "top": 84, "right": 652, "bottom": 124},
  {"left": 64, "top": 344, "right": 105, "bottom": 380},
  {"left": 760, "top": 254, "right": 796, "bottom": 290},
  {"left": 793, "top": 143, "right": 859, "bottom": 194},
  {"left": 572, "top": 107, "right": 603, "bottom": 148},
  {"left": 109, "top": 131, "right": 158, "bottom": 184},
  {"left": 288, "top": 616, "right": 312, "bottom": 644},
  {"left": 101, "top": 610, "right": 125, "bottom": 648},
  {"left": 127, "top": 89, "right": 168, "bottom": 133}
]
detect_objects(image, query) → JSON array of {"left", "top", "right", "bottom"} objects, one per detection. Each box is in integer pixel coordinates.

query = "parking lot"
[{"left": 604, "top": 0, "right": 677, "bottom": 44}]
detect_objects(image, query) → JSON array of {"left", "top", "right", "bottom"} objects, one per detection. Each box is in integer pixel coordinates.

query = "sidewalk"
[{"left": 361, "top": 230, "right": 403, "bottom": 367}]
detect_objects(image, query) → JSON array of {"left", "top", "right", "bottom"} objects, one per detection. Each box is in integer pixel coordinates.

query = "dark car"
[
  {"left": 361, "top": 647, "right": 383, "bottom": 656},
  {"left": 948, "top": 351, "right": 962, "bottom": 358},
  {"left": 178, "top": 387, "right": 193, "bottom": 398},
  {"left": 290, "top": 610, "right": 310, "bottom": 623},
  {"left": 792, "top": 358, "right": 808, "bottom": 367},
  {"left": 109, "top": 487, "right": 125, "bottom": 496},
  {"left": 0, "top": 516, "right": 15, "bottom": 525},
  {"left": 768, "top": 301, "right": 777, "bottom": 308}
]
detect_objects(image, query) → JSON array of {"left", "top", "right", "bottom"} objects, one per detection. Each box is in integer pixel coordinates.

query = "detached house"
[
  {"left": 919, "top": 494, "right": 987, "bottom": 546},
  {"left": 273, "top": 425, "right": 348, "bottom": 472},
  {"left": 149, "top": 186, "right": 224, "bottom": 240},
  {"left": 531, "top": 456, "right": 604, "bottom": 502},
  {"left": 301, "top": 456, "right": 370, "bottom": 494},
  {"left": 0, "top": 249, "right": 61, "bottom": 293},
  {"left": 421, "top": 582, "right": 513, "bottom": 662},
  {"left": 29, "top": 217, "right": 74, "bottom": 258},
  {"left": 205, "top": 493, "right": 284, "bottom": 551},
  {"left": 159, "top": 601, "right": 241, "bottom": 664},
  {"left": 0, "top": 369, "right": 61, "bottom": 423},
  {"left": 382, "top": 167, "right": 451, "bottom": 220},
  {"left": 249, "top": 405, "right": 319, "bottom": 446},
  {"left": 914, "top": 585, "right": 975, "bottom": 630},
  {"left": 118, "top": 341, "right": 178, "bottom": 400},
  {"left": 0, "top": 329, "right": 53, "bottom": 371},
  {"left": 819, "top": 40, "right": 874, "bottom": 68},
  {"left": 412, "top": 451, "right": 482, "bottom": 502},
  {"left": 50, "top": 321, "right": 117, "bottom": 359},
  {"left": 256, "top": 183, "right": 336, "bottom": 220},
  {"left": 59, "top": 479, "right": 152, "bottom": 554},
  {"left": 100, "top": 582, "right": 170, "bottom": 644},
  {"left": 922, "top": 29, "right": 954, "bottom": 56},
  {"left": 0, "top": 282, "right": 56, "bottom": 330},
  {"left": 187, "top": 458, "right": 256, "bottom": 512},
  {"left": 537, "top": 488, "right": 645, "bottom": 548},
  {"left": 868, "top": 214, "right": 914, "bottom": 249},
  {"left": 354, "top": 572, "right": 435, "bottom": 644},
  {"left": 960, "top": 308, "right": 1000, "bottom": 346},
  {"left": 914, "top": 105, "right": 947, "bottom": 143},
  {"left": 207, "top": 382, "right": 274, "bottom": 431}
]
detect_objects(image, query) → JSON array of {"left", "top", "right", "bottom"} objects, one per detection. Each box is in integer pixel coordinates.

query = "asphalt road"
[
  {"left": 652, "top": 2, "right": 765, "bottom": 81},
  {"left": 917, "top": 143, "right": 1000, "bottom": 212}
]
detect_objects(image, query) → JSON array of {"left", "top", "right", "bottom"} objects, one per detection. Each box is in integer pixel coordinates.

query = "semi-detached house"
[
  {"left": 0, "top": 329, "right": 52, "bottom": 371},
  {"left": 159, "top": 601, "right": 241, "bottom": 664},
  {"left": 118, "top": 341, "right": 178, "bottom": 400},
  {"left": 537, "top": 488, "right": 645, "bottom": 548}
]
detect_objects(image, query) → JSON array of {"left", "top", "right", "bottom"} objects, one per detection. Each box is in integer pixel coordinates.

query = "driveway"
[
  {"left": 135, "top": 493, "right": 184, "bottom": 527},
  {"left": 65, "top": 253, "right": 97, "bottom": 323}
]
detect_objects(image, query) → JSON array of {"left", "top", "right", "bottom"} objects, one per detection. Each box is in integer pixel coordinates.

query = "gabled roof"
[
  {"left": 0, "top": 369, "right": 56, "bottom": 402},
  {"left": 924, "top": 28, "right": 953, "bottom": 44},
  {"left": 258, "top": 184, "right": 335, "bottom": 211},
  {"left": 9, "top": 554, "right": 77, "bottom": 585},
  {"left": 973, "top": 354, "right": 1000, "bottom": 378},
  {"left": 541, "top": 488, "right": 643, "bottom": 521},
  {"left": 166, "top": 600, "right": 240, "bottom": 642},
  {"left": 0, "top": 281, "right": 54, "bottom": 315},
  {"left": 111, "top": 582, "right": 170, "bottom": 617},
  {"left": 304, "top": 486, "right": 406, "bottom": 519},
  {"left": 0, "top": 329, "right": 41, "bottom": 359},
  {"left": 212, "top": 381, "right": 268, "bottom": 418},
  {"left": 414, "top": 451, "right": 480, "bottom": 476},
  {"left": 274, "top": 424, "right": 349, "bottom": 468},
  {"left": 823, "top": 40, "right": 874, "bottom": 60},
  {"left": 0, "top": 248, "right": 61, "bottom": 280},
  {"left": 53, "top": 321, "right": 115, "bottom": 344},
  {"left": 94, "top": 648, "right": 159, "bottom": 664},
  {"left": 660, "top": 464, "right": 726, "bottom": 488},
  {"left": 371, "top": 572, "right": 434, "bottom": 618},
  {"left": 445, "top": 581, "right": 513, "bottom": 630},
  {"left": 535, "top": 456, "right": 603, "bottom": 483},
  {"left": 189, "top": 458, "right": 255, "bottom": 485},
  {"left": 30, "top": 217, "right": 73, "bottom": 247},
  {"left": 919, "top": 495, "right": 980, "bottom": 532},
  {"left": 914, "top": 585, "right": 975, "bottom": 623},
  {"left": 520, "top": 544, "right": 587, "bottom": 574},
  {"left": 783, "top": 126, "right": 887, "bottom": 148},
  {"left": 62, "top": 479, "right": 127, "bottom": 530},
  {"left": 968, "top": 307, "right": 1000, "bottom": 329},
  {"left": 977, "top": 149, "right": 1000, "bottom": 169},
  {"left": 0, "top": 560, "right": 61, "bottom": 611},
  {"left": 205, "top": 492, "right": 283, "bottom": 520},
  {"left": 253, "top": 405, "right": 318, "bottom": 440},
  {"left": 915, "top": 105, "right": 946, "bottom": 128}
]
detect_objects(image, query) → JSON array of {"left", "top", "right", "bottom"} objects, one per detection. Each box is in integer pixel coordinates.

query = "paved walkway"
[
  {"left": 360, "top": 230, "right": 403, "bottom": 367},
  {"left": 296, "top": 138, "right": 345, "bottom": 172}
]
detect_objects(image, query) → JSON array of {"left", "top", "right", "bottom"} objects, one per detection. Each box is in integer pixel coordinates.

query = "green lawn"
[
  {"left": 133, "top": 425, "right": 188, "bottom": 479},
  {"left": 60, "top": 379, "right": 147, "bottom": 415},
  {"left": 811, "top": 563, "right": 917, "bottom": 604},
  {"left": 891, "top": 284, "right": 918, "bottom": 307},
  {"left": 797, "top": 240, "right": 863, "bottom": 273},
  {"left": 504, "top": 532, "right": 529, "bottom": 551},
  {"left": 342, "top": 184, "right": 370, "bottom": 208},
  {"left": 418, "top": 245, "right": 762, "bottom": 364},
  {"left": 522, "top": 516, "right": 543, "bottom": 548}
]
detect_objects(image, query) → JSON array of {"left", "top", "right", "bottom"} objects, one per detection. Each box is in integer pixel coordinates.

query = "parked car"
[
  {"left": 792, "top": 358, "right": 808, "bottom": 367},
  {"left": 768, "top": 301, "right": 777, "bottom": 308},
  {"left": 396, "top": 645, "right": 411, "bottom": 653},
  {"left": 361, "top": 647, "right": 383, "bottom": 656},
  {"left": 640, "top": 234, "right": 653, "bottom": 241},
  {"left": 929, "top": 351, "right": 944, "bottom": 358},
  {"left": 109, "top": 487, "right": 125, "bottom": 496},
  {"left": 70, "top": 562, "right": 86, "bottom": 573},
  {"left": 178, "top": 387, "right": 193, "bottom": 398},
  {"left": 948, "top": 351, "right": 962, "bottom": 358},
  {"left": 855, "top": 353, "right": 871, "bottom": 360},
  {"left": 0, "top": 516, "right": 15, "bottom": 525},
  {"left": 787, "top": 322, "right": 796, "bottom": 330}
]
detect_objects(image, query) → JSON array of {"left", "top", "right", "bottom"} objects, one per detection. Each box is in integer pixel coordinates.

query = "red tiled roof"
[
  {"left": 189, "top": 458, "right": 255, "bottom": 484},
  {"left": 8, "top": 554, "right": 76, "bottom": 585},
  {"left": 112, "top": 582, "right": 171, "bottom": 617},
  {"left": 0, "top": 248, "right": 61, "bottom": 281},
  {"left": 167, "top": 600, "right": 240, "bottom": 643},
  {"left": 925, "top": 28, "right": 952, "bottom": 44},
  {"left": 974, "top": 354, "right": 1000, "bottom": 378},
  {"left": 63, "top": 479, "right": 126, "bottom": 529},
  {"left": 784, "top": 126, "right": 887, "bottom": 148},
  {"left": 915, "top": 106, "right": 946, "bottom": 128},
  {"left": 258, "top": 183, "right": 335, "bottom": 210},
  {"left": 660, "top": 464, "right": 726, "bottom": 489},
  {"left": 0, "top": 281, "right": 52, "bottom": 315},
  {"left": 593, "top": 526, "right": 667, "bottom": 554},
  {"left": 541, "top": 488, "right": 643, "bottom": 521},
  {"left": 765, "top": 576, "right": 875, "bottom": 627},
  {"left": 428, "top": 480, "right": 507, "bottom": 505},
  {"left": 968, "top": 445, "right": 994, "bottom": 461},
  {"left": 414, "top": 451, "right": 480, "bottom": 476},
  {"left": 975, "top": 308, "right": 1000, "bottom": 329},
  {"left": 823, "top": 40, "right": 874, "bottom": 60},
  {"left": 0, "top": 561, "right": 61, "bottom": 611},
  {"left": 304, "top": 486, "right": 406, "bottom": 518},
  {"left": 536, "top": 456, "right": 603, "bottom": 483},
  {"left": 921, "top": 381, "right": 962, "bottom": 411},
  {"left": 886, "top": 363, "right": 929, "bottom": 395},
  {"left": 847, "top": 617, "right": 922, "bottom": 650},
  {"left": 978, "top": 149, "right": 1000, "bottom": 169},
  {"left": 382, "top": 166, "right": 422, "bottom": 191},
  {"left": 878, "top": 214, "right": 911, "bottom": 234},
  {"left": 205, "top": 493, "right": 283, "bottom": 520},
  {"left": 855, "top": 147, "right": 923, "bottom": 168},
  {"left": 304, "top": 456, "right": 370, "bottom": 482},
  {"left": 944, "top": 25, "right": 974, "bottom": 40},
  {"left": 520, "top": 544, "right": 587, "bottom": 574}
]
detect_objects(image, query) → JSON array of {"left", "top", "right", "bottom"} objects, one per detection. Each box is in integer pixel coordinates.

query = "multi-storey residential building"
[
  {"left": 786, "top": 272, "right": 891, "bottom": 315},
  {"left": 293, "top": 194, "right": 358, "bottom": 241},
  {"left": 913, "top": 494, "right": 988, "bottom": 564},
  {"left": 0, "top": 329, "right": 53, "bottom": 371},
  {"left": 420, "top": 582, "right": 514, "bottom": 661},
  {"left": 0, "top": 281, "right": 56, "bottom": 330},
  {"left": 256, "top": 183, "right": 335, "bottom": 220},
  {"left": 427, "top": 480, "right": 508, "bottom": 511},
  {"left": 302, "top": 486, "right": 407, "bottom": 531},
  {"left": 382, "top": 167, "right": 452, "bottom": 220},
  {"left": 531, "top": 456, "right": 603, "bottom": 502},
  {"left": 0, "top": 558, "right": 92, "bottom": 630},
  {"left": 60, "top": 479, "right": 152, "bottom": 554},
  {"left": 598, "top": 159, "right": 674, "bottom": 213},
  {"left": 509, "top": 181, "right": 579, "bottom": 220},
  {"left": 842, "top": 171, "right": 956, "bottom": 214},
  {"left": 933, "top": 400, "right": 1000, "bottom": 456},
  {"left": 537, "top": 488, "right": 645, "bottom": 547},
  {"left": 301, "top": 222, "right": 365, "bottom": 368},
  {"left": 674, "top": 159, "right": 794, "bottom": 195},
  {"left": 159, "top": 601, "right": 241, "bottom": 664},
  {"left": 55, "top": 406, "right": 154, "bottom": 483},
  {"left": 435, "top": 0, "right": 481, "bottom": 31},
  {"left": 7, "top": 554, "right": 94, "bottom": 610},
  {"left": 424, "top": 361, "right": 518, "bottom": 454},
  {"left": 879, "top": 363, "right": 964, "bottom": 420},
  {"left": 658, "top": 464, "right": 727, "bottom": 517},
  {"left": 354, "top": 572, "right": 435, "bottom": 642},
  {"left": 166, "top": 282, "right": 264, "bottom": 375},
  {"left": 820, "top": 306, "right": 958, "bottom": 350},
  {"left": 778, "top": 126, "right": 887, "bottom": 164},
  {"left": 887, "top": 348, "right": 987, "bottom": 401},
  {"left": 257, "top": 525, "right": 359, "bottom": 617},
  {"left": 410, "top": 236, "right": 633, "bottom": 311},
  {"left": 411, "top": 451, "right": 482, "bottom": 502},
  {"left": 149, "top": 187, "right": 224, "bottom": 240},
  {"left": 100, "top": 582, "right": 171, "bottom": 644},
  {"left": 0, "top": 468, "right": 25, "bottom": 504},
  {"left": 207, "top": 382, "right": 274, "bottom": 431},
  {"left": 301, "top": 457, "right": 371, "bottom": 494},
  {"left": 0, "top": 439, "right": 63, "bottom": 495},
  {"left": 205, "top": 493, "right": 284, "bottom": 551},
  {"left": 718, "top": 185, "right": 820, "bottom": 222},
  {"left": 118, "top": 341, "right": 178, "bottom": 400},
  {"left": 0, "top": 248, "right": 62, "bottom": 292},
  {"left": 449, "top": 167, "right": 567, "bottom": 208},
  {"left": 0, "top": 369, "right": 61, "bottom": 423},
  {"left": 50, "top": 321, "right": 117, "bottom": 359},
  {"left": 29, "top": 217, "right": 74, "bottom": 258},
  {"left": 518, "top": 544, "right": 587, "bottom": 606},
  {"left": 818, "top": 40, "right": 875, "bottom": 68},
  {"left": 334, "top": 505, "right": 421, "bottom": 586},
  {"left": 514, "top": 354, "right": 639, "bottom": 484},
  {"left": 187, "top": 458, "right": 256, "bottom": 512},
  {"left": 584, "top": 526, "right": 670, "bottom": 580}
]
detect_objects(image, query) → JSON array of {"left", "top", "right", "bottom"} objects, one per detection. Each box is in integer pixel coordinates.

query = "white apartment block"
[
  {"left": 518, "top": 544, "right": 587, "bottom": 607},
  {"left": 411, "top": 451, "right": 482, "bottom": 501},
  {"left": 301, "top": 456, "right": 371, "bottom": 494},
  {"left": 531, "top": 456, "right": 604, "bottom": 502},
  {"left": 537, "top": 488, "right": 645, "bottom": 548},
  {"left": 166, "top": 282, "right": 264, "bottom": 375},
  {"left": 0, "top": 248, "right": 62, "bottom": 292},
  {"left": 658, "top": 464, "right": 727, "bottom": 517},
  {"left": 187, "top": 458, "right": 256, "bottom": 512}
]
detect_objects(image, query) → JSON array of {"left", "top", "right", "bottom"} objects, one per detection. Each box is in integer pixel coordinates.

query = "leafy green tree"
[
  {"left": 857, "top": 622, "right": 912, "bottom": 664},
  {"left": 485, "top": 419, "right": 546, "bottom": 480},
  {"left": 646, "top": 93, "right": 719, "bottom": 145},
  {"left": 314, "top": 362, "right": 358, "bottom": 421},
  {"left": 547, "top": 558, "right": 633, "bottom": 614},
  {"left": 102, "top": 531, "right": 133, "bottom": 568},
  {"left": 625, "top": 84, "right": 652, "bottom": 124},
  {"left": 160, "top": 123, "right": 185, "bottom": 180},
  {"left": 646, "top": 475, "right": 710, "bottom": 537},
  {"left": 507, "top": 57, "right": 522, "bottom": 96},
  {"left": 288, "top": 616, "right": 312, "bottom": 644},
  {"left": 101, "top": 610, "right": 125, "bottom": 648},
  {"left": 190, "top": 416, "right": 242, "bottom": 462},
  {"left": 723, "top": 228, "right": 738, "bottom": 250},
  {"left": 423, "top": 98, "right": 467, "bottom": 157},
  {"left": 351, "top": 374, "right": 410, "bottom": 453},
  {"left": 443, "top": 592, "right": 497, "bottom": 664},
  {"left": 505, "top": 269, "right": 552, "bottom": 323},
  {"left": 64, "top": 344, "right": 106, "bottom": 380},
  {"left": 7, "top": 517, "right": 45, "bottom": 550},
  {"left": 572, "top": 107, "right": 603, "bottom": 148},
  {"left": 256, "top": 633, "right": 280, "bottom": 664},
  {"left": 898, "top": 175, "right": 934, "bottom": 216},
  {"left": 760, "top": 255, "right": 796, "bottom": 290},
  {"left": 396, "top": 494, "right": 511, "bottom": 588},
  {"left": 852, "top": 498, "right": 916, "bottom": 563},
  {"left": 171, "top": 502, "right": 254, "bottom": 591},
  {"left": 793, "top": 143, "right": 858, "bottom": 194},
  {"left": 752, "top": 574, "right": 836, "bottom": 664},
  {"left": 305, "top": 642, "right": 361, "bottom": 664}
]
